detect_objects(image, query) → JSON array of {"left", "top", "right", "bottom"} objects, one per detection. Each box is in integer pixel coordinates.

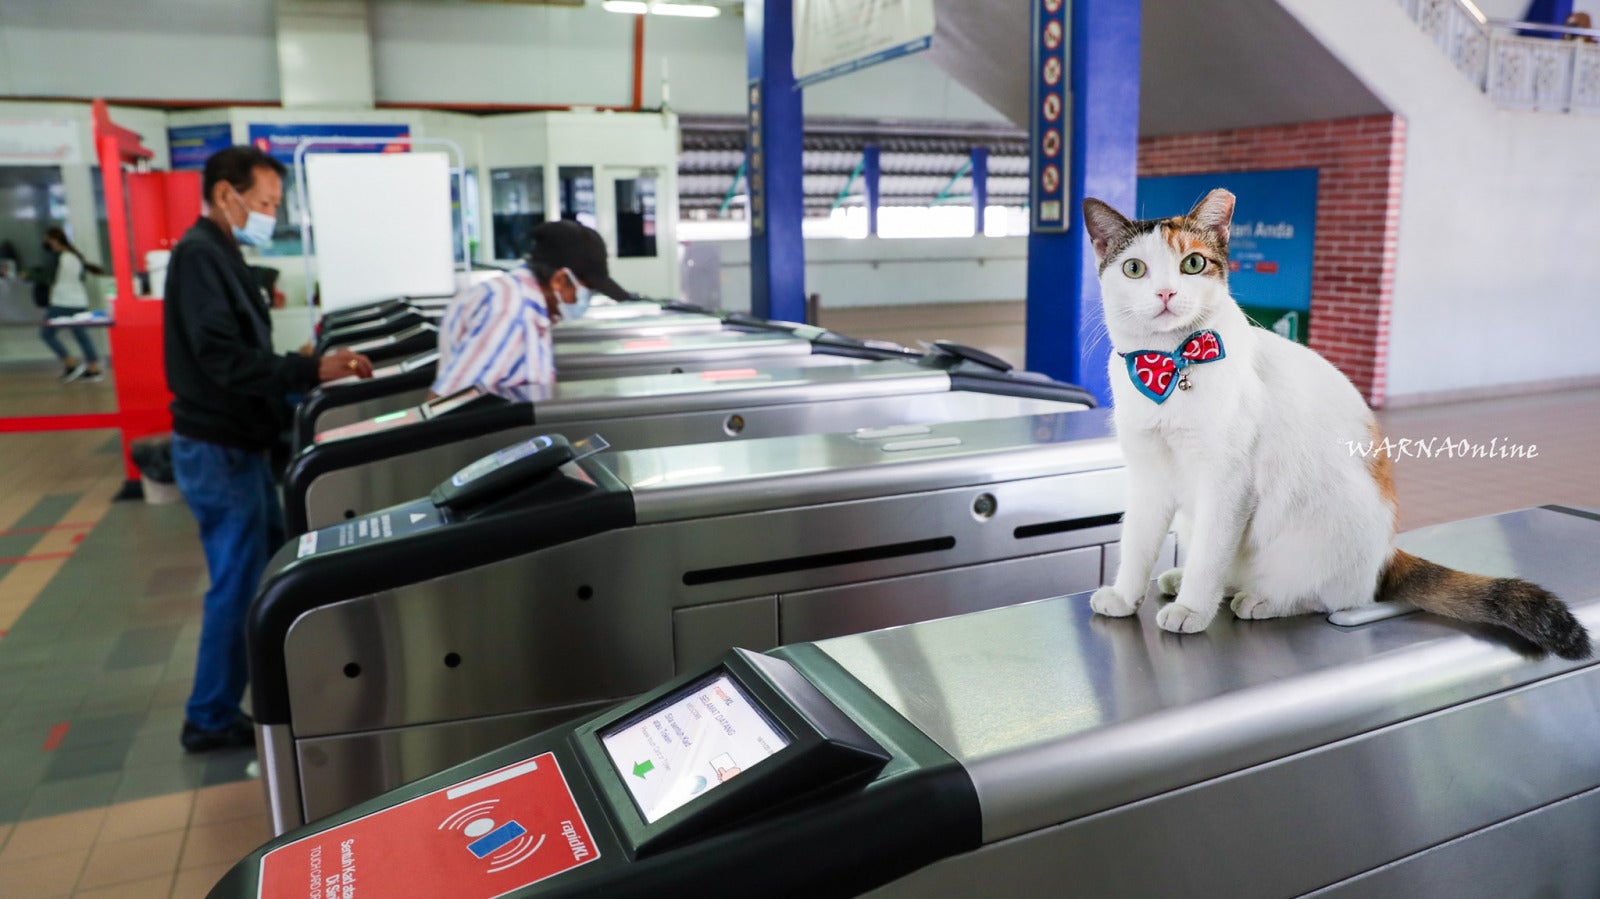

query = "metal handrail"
[{"left": 1398, "top": 0, "right": 1600, "bottom": 113}]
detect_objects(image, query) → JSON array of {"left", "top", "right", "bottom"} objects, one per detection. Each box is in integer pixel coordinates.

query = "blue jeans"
[
  {"left": 40, "top": 305, "right": 99, "bottom": 363},
  {"left": 172, "top": 434, "right": 284, "bottom": 730}
]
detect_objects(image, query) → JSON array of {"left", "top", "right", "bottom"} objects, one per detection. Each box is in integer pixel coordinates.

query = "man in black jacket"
[{"left": 165, "top": 145, "right": 373, "bottom": 752}]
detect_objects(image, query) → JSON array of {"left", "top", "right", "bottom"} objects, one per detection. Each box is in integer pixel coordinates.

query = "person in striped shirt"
[{"left": 431, "top": 220, "right": 630, "bottom": 401}]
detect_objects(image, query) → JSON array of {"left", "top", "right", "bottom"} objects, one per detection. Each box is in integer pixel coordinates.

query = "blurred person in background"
[{"left": 37, "top": 226, "right": 107, "bottom": 382}]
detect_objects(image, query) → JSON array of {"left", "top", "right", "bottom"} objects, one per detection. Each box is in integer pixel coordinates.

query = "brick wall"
[{"left": 1138, "top": 114, "right": 1406, "bottom": 406}]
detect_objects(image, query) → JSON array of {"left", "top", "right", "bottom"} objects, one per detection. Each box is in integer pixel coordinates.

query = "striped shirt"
[{"left": 431, "top": 265, "right": 556, "bottom": 402}]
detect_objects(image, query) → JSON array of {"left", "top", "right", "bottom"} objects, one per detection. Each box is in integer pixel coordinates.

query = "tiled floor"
[
  {"left": 0, "top": 354, "right": 1597, "bottom": 896},
  {"left": 0, "top": 364, "right": 120, "bottom": 418}
]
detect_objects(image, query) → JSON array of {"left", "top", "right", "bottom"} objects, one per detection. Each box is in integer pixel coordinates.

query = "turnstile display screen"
[{"left": 600, "top": 674, "right": 790, "bottom": 823}]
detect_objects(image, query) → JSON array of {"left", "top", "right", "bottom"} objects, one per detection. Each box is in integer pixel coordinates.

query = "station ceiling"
[
  {"left": 929, "top": 0, "right": 1390, "bottom": 136},
  {"left": 680, "top": 0, "right": 1390, "bottom": 218}
]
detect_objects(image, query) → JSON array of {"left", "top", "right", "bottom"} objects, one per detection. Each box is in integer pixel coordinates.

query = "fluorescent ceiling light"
[
  {"left": 651, "top": 3, "right": 720, "bottom": 16},
  {"left": 602, "top": 1, "right": 721, "bottom": 17}
]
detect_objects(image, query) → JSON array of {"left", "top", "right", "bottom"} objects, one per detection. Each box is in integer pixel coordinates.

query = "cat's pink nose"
[{"left": 1155, "top": 289, "right": 1176, "bottom": 308}]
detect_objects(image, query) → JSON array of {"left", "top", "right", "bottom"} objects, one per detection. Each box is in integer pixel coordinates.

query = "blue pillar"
[
  {"left": 863, "top": 145, "right": 881, "bottom": 237},
  {"left": 1025, "top": 0, "right": 1138, "bottom": 405},
  {"left": 970, "top": 147, "right": 989, "bottom": 235},
  {"left": 745, "top": 0, "right": 806, "bottom": 322}
]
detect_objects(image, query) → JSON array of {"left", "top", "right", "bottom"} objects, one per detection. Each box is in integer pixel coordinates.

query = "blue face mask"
[
  {"left": 561, "top": 270, "right": 592, "bottom": 321},
  {"left": 230, "top": 189, "right": 276, "bottom": 248}
]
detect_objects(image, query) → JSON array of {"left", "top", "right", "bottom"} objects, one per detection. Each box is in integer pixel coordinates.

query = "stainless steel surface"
[
  {"left": 612, "top": 410, "right": 1118, "bottom": 523},
  {"left": 288, "top": 461, "right": 1129, "bottom": 738},
  {"left": 819, "top": 505, "right": 1600, "bottom": 847},
  {"left": 258, "top": 723, "right": 302, "bottom": 836},
  {"left": 552, "top": 331, "right": 815, "bottom": 378},
  {"left": 869, "top": 665, "right": 1600, "bottom": 898},
  {"left": 672, "top": 596, "right": 780, "bottom": 673},
  {"left": 1101, "top": 534, "right": 1178, "bottom": 582},
  {"left": 552, "top": 310, "right": 724, "bottom": 342},
  {"left": 540, "top": 359, "right": 944, "bottom": 414},
  {"left": 780, "top": 547, "right": 1103, "bottom": 645},
  {"left": 570, "top": 300, "right": 666, "bottom": 321},
  {"left": 301, "top": 369, "right": 1084, "bottom": 530},
  {"left": 1306, "top": 785, "right": 1600, "bottom": 899},
  {"left": 295, "top": 702, "right": 614, "bottom": 825}
]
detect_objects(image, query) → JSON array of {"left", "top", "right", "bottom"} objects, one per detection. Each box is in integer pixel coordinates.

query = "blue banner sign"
[
  {"left": 167, "top": 123, "right": 233, "bottom": 170},
  {"left": 246, "top": 123, "right": 411, "bottom": 164},
  {"left": 1137, "top": 168, "right": 1319, "bottom": 315}
]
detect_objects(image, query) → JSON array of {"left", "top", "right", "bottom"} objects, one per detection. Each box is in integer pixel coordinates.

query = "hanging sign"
[
  {"left": 0, "top": 118, "right": 82, "bottom": 165},
  {"left": 247, "top": 123, "right": 410, "bottom": 164},
  {"left": 168, "top": 123, "right": 233, "bottom": 170},
  {"left": 1031, "top": 0, "right": 1069, "bottom": 232},
  {"left": 793, "top": 0, "right": 936, "bottom": 88}
]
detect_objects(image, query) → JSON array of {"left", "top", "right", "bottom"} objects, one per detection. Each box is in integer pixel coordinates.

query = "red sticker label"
[
  {"left": 1042, "top": 93, "right": 1062, "bottom": 122},
  {"left": 1044, "top": 0, "right": 1063, "bottom": 12},
  {"left": 1041, "top": 165, "right": 1061, "bottom": 194},
  {"left": 1042, "top": 129, "right": 1061, "bottom": 158},
  {"left": 258, "top": 753, "right": 600, "bottom": 899},
  {"left": 699, "top": 368, "right": 762, "bottom": 381}
]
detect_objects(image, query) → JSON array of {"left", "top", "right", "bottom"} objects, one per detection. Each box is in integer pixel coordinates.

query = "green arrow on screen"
[{"left": 633, "top": 760, "right": 654, "bottom": 779}]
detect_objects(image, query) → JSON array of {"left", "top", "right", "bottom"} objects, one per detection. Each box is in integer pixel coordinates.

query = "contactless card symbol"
[{"left": 438, "top": 760, "right": 549, "bottom": 873}]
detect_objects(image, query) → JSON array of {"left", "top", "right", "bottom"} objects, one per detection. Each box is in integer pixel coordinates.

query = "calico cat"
[{"left": 1081, "top": 188, "right": 1591, "bottom": 659}]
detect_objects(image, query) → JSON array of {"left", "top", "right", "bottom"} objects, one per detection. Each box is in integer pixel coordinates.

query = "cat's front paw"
[
  {"left": 1157, "top": 568, "right": 1183, "bottom": 596},
  {"left": 1090, "top": 585, "right": 1141, "bottom": 617},
  {"left": 1156, "top": 602, "right": 1214, "bottom": 634},
  {"left": 1230, "top": 591, "right": 1287, "bottom": 620}
]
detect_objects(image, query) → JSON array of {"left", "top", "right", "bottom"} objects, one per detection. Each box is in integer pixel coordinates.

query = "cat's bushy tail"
[{"left": 1379, "top": 550, "right": 1592, "bottom": 660}]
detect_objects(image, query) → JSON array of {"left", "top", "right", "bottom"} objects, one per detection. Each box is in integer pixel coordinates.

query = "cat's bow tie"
[{"left": 1118, "top": 330, "right": 1226, "bottom": 403}]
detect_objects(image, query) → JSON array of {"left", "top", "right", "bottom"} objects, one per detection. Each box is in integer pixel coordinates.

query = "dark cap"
[{"left": 526, "top": 220, "right": 631, "bottom": 301}]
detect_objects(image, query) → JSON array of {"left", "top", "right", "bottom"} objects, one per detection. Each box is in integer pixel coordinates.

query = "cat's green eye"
[
  {"left": 1180, "top": 253, "right": 1207, "bottom": 275},
  {"left": 1122, "top": 258, "right": 1147, "bottom": 278}
]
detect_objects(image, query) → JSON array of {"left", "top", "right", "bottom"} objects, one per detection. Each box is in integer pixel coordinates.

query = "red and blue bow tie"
[{"left": 1119, "top": 330, "right": 1226, "bottom": 403}]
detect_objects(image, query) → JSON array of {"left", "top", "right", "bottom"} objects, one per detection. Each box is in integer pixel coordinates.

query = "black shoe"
[{"left": 181, "top": 714, "right": 256, "bottom": 753}]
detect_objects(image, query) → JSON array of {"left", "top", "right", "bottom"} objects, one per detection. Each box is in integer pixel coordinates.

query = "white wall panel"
[{"left": 1281, "top": 0, "right": 1600, "bottom": 400}]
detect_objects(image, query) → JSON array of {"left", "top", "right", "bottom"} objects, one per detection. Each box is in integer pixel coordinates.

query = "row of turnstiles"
[{"left": 213, "top": 294, "right": 1600, "bottom": 897}]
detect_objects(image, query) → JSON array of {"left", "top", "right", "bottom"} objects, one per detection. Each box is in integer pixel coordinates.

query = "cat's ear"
[
  {"left": 1082, "top": 198, "right": 1132, "bottom": 261},
  {"left": 1186, "top": 189, "right": 1235, "bottom": 245}
]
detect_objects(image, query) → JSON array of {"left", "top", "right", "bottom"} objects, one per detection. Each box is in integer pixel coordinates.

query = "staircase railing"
[{"left": 1398, "top": 0, "right": 1600, "bottom": 112}]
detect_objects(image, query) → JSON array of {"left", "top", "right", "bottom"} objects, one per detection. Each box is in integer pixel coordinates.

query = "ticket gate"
[
  {"left": 221, "top": 505, "right": 1600, "bottom": 897},
  {"left": 251, "top": 412, "right": 1149, "bottom": 831},
  {"left": 319, "top": 296, "right": 452, "bottom": 332},
  {"left": 293, "top": 327, "right": 920, "bottom": 451},
  {"left": 320, "top": 297, "right": 724, "bottom": 354},
  {"left": 317, "top": 306, "right": 443, "bottom": 352},
  {"left": 338, "top": 321, "right": 440, "bottom": 365},
  {"left": 551, "top": 327, "right": 916, "bottom": 380},
  {"left": 292, "top": 349, "right": 442, "bottom": 451},
  {"left": 282, "top": 349, "right": 1096, "bottom": 536}
]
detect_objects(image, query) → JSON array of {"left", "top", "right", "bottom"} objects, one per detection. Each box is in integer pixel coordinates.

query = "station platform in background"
[{"left": 0, "top": 364, "right": 1597, "bottom": 896}]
